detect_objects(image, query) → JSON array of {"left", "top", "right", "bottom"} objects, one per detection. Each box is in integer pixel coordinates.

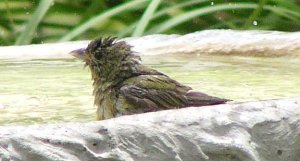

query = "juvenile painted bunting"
[{"left": 70, "top": 37, "right": 229, "bottom": 120}]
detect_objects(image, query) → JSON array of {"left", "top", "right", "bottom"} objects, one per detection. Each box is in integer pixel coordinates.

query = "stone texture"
[
  {"left": 1, "top": 98, "right": 300, "bottom": 161},
  {"left": 0, "top": 30, "right": 299, "bottom": 60}
]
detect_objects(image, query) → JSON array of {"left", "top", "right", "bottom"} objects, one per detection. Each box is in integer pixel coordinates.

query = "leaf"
[{"left": 15, "top": 0, "right": 54, "bottom": 45}]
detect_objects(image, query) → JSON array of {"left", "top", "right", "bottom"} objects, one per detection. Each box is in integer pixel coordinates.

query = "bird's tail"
[{"left": 186, "top": 91, "right": 230, "bottom": 107}]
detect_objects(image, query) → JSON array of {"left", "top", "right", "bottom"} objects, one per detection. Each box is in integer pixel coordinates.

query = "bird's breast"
[{"left": 95, "top": 90, "right": 117, "bottom": 120}]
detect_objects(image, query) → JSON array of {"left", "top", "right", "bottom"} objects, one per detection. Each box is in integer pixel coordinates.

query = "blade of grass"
[
  {"left": 270, "top": 9, "right": 300, "bottom": 24},
  {"left": 117, "top": 24, "right": 135, "bottom": 37},
  {"left": 260, "top": 4, "right": 300, "bottom": 24},
  {"left": 147, "top": 3, "right": 300, "bottom": 34},
  {"left": 266, "top": 5, "right": 300, "bottom": 17},
  {"left": 270, "top": 0, "right": 300, "bottom": 14},
  {"left": 4, "top": 0, "right": 15, "bottom": 29},
  {"left": 147, "top": 3, "right": 259, "bottom": 34},
  {"left": 154, "top": 0, "right": 211, "bottom": 18},
  {"left": 118, "top": 0, "right": 210, "bottom": 37},
  {"left": 15, "top": 0, "right": 53, "bottom": 45},
  {"left": 59, "top": 0, "right": 148, "bottom": 42},
  {"left": 242, "top": 0, "right": 268, "bottom": 29},
  {"left": 132, "top": 0, "right": 161, "bottom": 37}
]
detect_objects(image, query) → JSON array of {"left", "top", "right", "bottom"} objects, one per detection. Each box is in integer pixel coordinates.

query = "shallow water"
[{"left": 0, "top": 55, "right": 299, "bottom": 126}]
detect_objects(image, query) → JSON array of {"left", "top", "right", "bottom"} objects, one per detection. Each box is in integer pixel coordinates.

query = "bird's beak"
[{"left": 69, "top": 48, "right": 86, "bottom": 60}]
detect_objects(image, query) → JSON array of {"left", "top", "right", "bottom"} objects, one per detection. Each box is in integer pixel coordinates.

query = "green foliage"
[
  {"left": 132, "top": 0, "right": 161, "bottom": 37},
  {"left": 15, "top": 0, "right": 53, "bottom": 45},
  {"left": 0, "top": 0, "right": 299, "bottom": 45}
]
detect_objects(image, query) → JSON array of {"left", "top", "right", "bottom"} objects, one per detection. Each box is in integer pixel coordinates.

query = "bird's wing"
[{"left": 119, "top": 75, "right": 192, "bottom": 111}]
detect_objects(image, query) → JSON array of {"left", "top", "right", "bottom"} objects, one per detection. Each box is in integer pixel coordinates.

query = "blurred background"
[{"left": 0, "top": 0, "right": 299, "bottom": 46}]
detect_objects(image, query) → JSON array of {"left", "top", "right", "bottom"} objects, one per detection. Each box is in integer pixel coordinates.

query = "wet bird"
[{"left": 70, "top": 37, "right": 229, "bottom": 120}]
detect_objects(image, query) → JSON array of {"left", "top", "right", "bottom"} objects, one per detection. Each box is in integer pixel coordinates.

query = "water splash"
[{"left": 253, "top": 21, "right": 258, "bottom": 26}]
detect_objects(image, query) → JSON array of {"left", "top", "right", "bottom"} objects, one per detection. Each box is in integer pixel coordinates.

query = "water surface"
[{"left": 0, "top": 55, "right": 299, "bottom": 125}]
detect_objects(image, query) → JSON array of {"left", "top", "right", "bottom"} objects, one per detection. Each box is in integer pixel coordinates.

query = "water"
[{"left": 0, "top": 55, "right": 299, "bottom": 126}]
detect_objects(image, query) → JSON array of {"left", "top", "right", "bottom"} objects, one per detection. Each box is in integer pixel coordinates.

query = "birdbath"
[{"left": 0, "top": 30, "right": 300, "bottom": 161}]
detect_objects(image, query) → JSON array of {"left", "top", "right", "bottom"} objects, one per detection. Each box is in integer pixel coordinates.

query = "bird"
[{"left": 70, "top": 37, "right": 230, "bottom": 120}]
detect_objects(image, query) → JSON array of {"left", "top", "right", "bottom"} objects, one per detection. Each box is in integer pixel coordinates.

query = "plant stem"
[
  {"left": 15, "top": 0, "right": 53, "bottom": 45},
  {"left": 132, "top": 0, "right": 161, "bottom": 37},
  {"left": 242, "top": 0, "right": 268, "bottom": 29}
]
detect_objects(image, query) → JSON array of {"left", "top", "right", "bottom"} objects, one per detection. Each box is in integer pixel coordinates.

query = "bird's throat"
[{"left": 93, "top": 81, "right": 118, "bottom": 120}]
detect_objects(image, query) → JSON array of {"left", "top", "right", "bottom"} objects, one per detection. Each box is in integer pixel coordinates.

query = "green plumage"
[{"left": 71, "top": 37, "right": 229, "bottom": 120}]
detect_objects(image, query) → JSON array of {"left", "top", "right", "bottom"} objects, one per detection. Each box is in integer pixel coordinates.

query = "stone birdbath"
[{"left": 0, "top": 30, "right": 300, "bottom": 161}]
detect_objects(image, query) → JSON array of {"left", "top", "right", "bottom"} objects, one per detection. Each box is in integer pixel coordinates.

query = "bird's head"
[
  {"left": 70, "top": 37, "right": 128, "bottom": 66},
  {"left": 70, "top": 37, "right": 141, "bottom": 83}
]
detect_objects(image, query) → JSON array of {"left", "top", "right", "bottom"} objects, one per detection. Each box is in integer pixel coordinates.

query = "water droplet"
[
  {"left": 253, "top": 21, "right": 258, "bottom": 26},
  {"left": 211, "top": 2, "right": 214, "bottom": 5}
]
